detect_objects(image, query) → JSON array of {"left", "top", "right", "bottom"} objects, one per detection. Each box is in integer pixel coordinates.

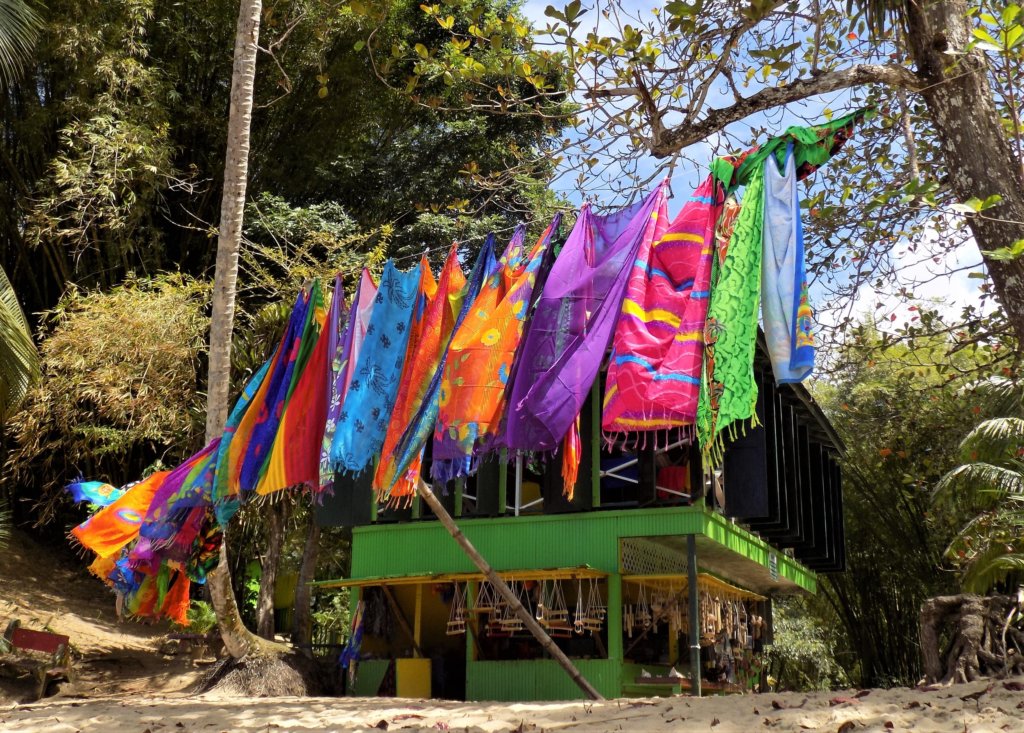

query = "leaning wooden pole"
[{"left": 416, "top": 479, "right": 604, "bottom": 701}]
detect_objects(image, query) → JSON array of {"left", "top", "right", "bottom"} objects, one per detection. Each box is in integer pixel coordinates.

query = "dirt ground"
[{"left": 0, "top": 529, "right": 203, "bottom": 703}]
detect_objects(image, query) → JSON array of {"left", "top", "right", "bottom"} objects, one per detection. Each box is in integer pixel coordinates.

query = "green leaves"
[
  {"left": 0, "top": 264, "right": 38, "bottom": 422},
  {"left": 986, "top": 238, "right": 1024, "bottom": 261}
]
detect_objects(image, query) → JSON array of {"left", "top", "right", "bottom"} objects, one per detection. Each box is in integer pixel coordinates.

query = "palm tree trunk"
[{"left": 204, "top": 0, "right": 274, "bottom": 660}]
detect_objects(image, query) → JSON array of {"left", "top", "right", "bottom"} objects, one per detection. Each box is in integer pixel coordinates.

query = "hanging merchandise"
[
  {"left": 502, "top": 187, "right": 667, "bottom": 494},
  {"left": 330, "top": 259, "right": 423, "bottom": 474},
  {"left": 388, "top": 240, "right": 498, "bottom": 499},
  {"left": 65, "top": 480, "right": 125, "bottom": 507},
  {"left": 258, "top": 280, "right": 333, "bottom": 495},
  {"left": 473, "top": 579, "right": 497, "bottom": 613},
  {"left": 604, "top": 176, "right": 726, "bottom": 438},
  {"left": 447, "top": 583, "right": 468, "bottom": 635},
  {"left": 222, "top": 288, "right": 312, "bottom": 498},
  {"left": 432, "top": 219, "right": 558, "bottom": 485},
  {"left": 698, "top": 110, "right": 872, "bottom": 465},
  {"left": 212, "top": 359, "right": 271, "bottom": 523},
  {"left": 72, "top": 470, "right": 170, "bottom": 559},
  {"left": 320, "top": 272, "right": 375, "bottom": 492},
  {"left": 241, "top": 284, "right": 322, "bottom": 492},
  {"left": 761, "top": 145, "right": 815, "bottom": 384},
  {"left": 375, "top": 247, "right": 464, "bottom": 503}
]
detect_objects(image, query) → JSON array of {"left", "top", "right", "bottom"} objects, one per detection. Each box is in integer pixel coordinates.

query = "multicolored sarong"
[
  {"left": 431, "top": 220, "right": 557, "bottom": 485},
  {"left": 503, "top": 188, "right": 667, "bottom": 492},
  {"left": 330, "top": 260, "right": 422, "bottom": 474},
  {"left": 603, "top": 176, "right": 724, "bottom": 437}
]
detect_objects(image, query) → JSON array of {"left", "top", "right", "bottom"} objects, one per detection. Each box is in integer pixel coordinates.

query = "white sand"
[{"left": 2, "top": 679, "right": 1022, "bottom": 733}]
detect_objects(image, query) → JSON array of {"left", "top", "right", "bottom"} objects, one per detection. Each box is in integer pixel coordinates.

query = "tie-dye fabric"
[
  {"left": 71, "top": 471, "right": 169, "bottom": 558},
  {"left": 257, "top": 281, "right": 330, "bottom": 494},
  {"left": 212, "top": 359, "right": 271, "bottom": 522},
  {"left": 602, "top": 176, "right": 725, "bottom": 438},
  {"left": 66, "top": 481, "right": 125, "bottom": 507},
  {"left": 375, "top": 247, "right": 463, "bottom": 504},
  {"left": 240, "top": 285, "right": 319, "bottom": 491},
  {"left": 762, "top": 147, "right": 815, "bottom": 384},
  {"left": 222, "top": 290, "right": 309, "bottom": 497},
  {"left": 504, "top": 188, "right": 667, "bottom": 493},
  {"left": 330, "top": 260, "right": 422, "bottom": 474},
  {"left": 431, "top": 220, "right": 557, "bottom": 485},
  {"left": 389, "top": 239, "right": 497, "bottom": 500}
]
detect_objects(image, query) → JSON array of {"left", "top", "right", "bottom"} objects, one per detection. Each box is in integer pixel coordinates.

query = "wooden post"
[
  {"left": 687, "top": 534, "right": 702, "bottom": 697},
  {"left": 413, "top": 584, "right": 423, "bottom": 658},
  {"left": 416, "top": 479, "right": 604, "bottom": 700},
  {"left": 498, "top": 448, "right": 508, "bottom": 514}
]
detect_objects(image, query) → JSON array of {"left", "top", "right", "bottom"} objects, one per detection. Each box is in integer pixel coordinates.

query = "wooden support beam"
[{"left": 416, "top": 479, "right": 604, "bottom": 700}]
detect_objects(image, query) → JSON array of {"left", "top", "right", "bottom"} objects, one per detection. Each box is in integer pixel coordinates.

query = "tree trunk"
[
  {"left": 291, "top": 514, "right": 320, "bottom": 650},
  {"left": 415, "top": 479, "right": 604, "bottom": 701},
  {"left": 905, "top": 0, "right": 1024, "bottom": 341},
  {"left": 204, "top": 0, "right": 272, "bottom": 660},
  {"left": 256, "top": 500, "right": 290, "bottom": 640}
]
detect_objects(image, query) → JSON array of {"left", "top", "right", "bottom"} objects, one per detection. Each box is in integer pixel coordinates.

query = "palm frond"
[
  {"left": 0, "top": 497, "right": 9, "bottom": 550},
  {"left": 0, "top": 0, "right": 41, "bottom": 87},
  {"left": 935, "top": 461, "right": 1024, "bottom": 507},
  {"left": 961, "top": 549, "right": 1024, "bottom": 594},
  {"left": 0, "top": 263, "right": 39, "bottom": 420},
  {"left": 959, "top": 417, "right": 1024, "bottom": 465}
]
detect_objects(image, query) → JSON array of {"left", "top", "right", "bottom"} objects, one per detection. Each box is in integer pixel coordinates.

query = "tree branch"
[{"left": 650, "top": 64, "right": 923, "bottom": 157}]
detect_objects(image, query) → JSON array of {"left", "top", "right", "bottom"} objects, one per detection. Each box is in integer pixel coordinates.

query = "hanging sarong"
[
  {"left": 330, "top": 259, "right": 422, "bottom": 474},
  {"left": 336, "top": 269, "right": 379, "bottom": 409},
  {"left": 503, "top": 187, "right": 667, "bottom": 493},
  {"left": 697, "top": 165, "right": 766, "bottom": 465},
  {"left": 320, "top": 271, "right": 377, "bottom": 487},
  {"left": 431, "top": 220, "right": 557, "bottom": 485},
  {"left": 762, "top": 147, "right": 815, "bottom": 384},
  {"left": 72, "top": 471, "right": 170, "bottom": 558},
  {"left": 388, "top": 239, "right": 497, "bottom": 499},
  {"left": 603, "top": 176, "right": 724, "bottom": 437},
  {"left": 240, "top": 282, "right": 323, "bottom": 491},
  {"left": 222, "top": 289, "right": 309, "bottom": 496},
  {"left": 257, "top": 280, "right": 331, "bottom": 494},
  {"left": 66, "top": 481, "right": 125, "bottom": 507},
  {"left": 212, "top": 358, "right": 271, "bottom": 522},
  {"left": 375, "top": 247, "right": 464, "bottom": 503}
]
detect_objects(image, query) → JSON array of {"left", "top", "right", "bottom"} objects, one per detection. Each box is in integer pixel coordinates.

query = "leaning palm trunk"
[{"left": 204, "top": 0, "right": 282, "bottom": 660}]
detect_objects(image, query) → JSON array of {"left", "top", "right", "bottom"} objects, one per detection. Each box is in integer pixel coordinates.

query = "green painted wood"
[
  {"left": 466, "top": 659, "right": 621, "bottom": 701},
  {"left": 350, "top": 507, "right": 705, "bottom": 579},
  {"left": 590, "top": 380, "right": 601, "bottom": 508},
  {"left": 700, "top": 511, "right": 816, "bottom": 593},
  {"left": 351, "top": 659, "right": 390, "bottom": 696},
  {"left": 338, "top": 505, "right": 815, "bottom": 595},
  {"left": 606, "top": 574, "right": 623, "bottom": 661}
]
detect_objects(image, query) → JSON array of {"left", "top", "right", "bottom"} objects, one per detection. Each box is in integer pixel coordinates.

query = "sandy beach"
[{"left": 2, "top": 680, "right": 1023, "bottom": 733}]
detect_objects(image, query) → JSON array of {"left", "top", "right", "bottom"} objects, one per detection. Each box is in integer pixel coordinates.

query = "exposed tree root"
[
  {"left": 195, "top": 651, "right": 323, "bottom": 697},
  {"left": 920, "top": 594, "right": 1024, "bottom": 684}
]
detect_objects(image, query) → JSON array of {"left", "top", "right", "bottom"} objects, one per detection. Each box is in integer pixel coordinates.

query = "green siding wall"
[
  {"left": 466, "top": 659, "right": 621, "bottom": 701},
  {"left": 350, "top": 507, "right": 706, "bottom": 579},
  {"left": 701, "top": 511, "right": 817, "bottom": 593}
]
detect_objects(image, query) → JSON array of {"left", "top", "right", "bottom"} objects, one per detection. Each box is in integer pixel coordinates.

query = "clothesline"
[{"left": 64, "top": 108, "right": 869, "bottom": 624}]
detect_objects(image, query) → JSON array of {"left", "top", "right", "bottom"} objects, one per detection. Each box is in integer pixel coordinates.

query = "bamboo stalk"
[{"left": 416, "top": 479, "right": 604, "bottom": 700}]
